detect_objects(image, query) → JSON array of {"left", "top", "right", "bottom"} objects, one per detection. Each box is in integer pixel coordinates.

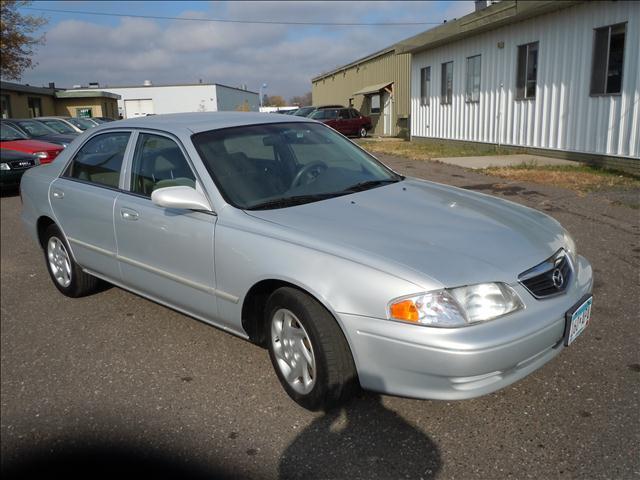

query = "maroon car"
[{"left": 310, "top": 107, "right": 372, "bottom": 138}]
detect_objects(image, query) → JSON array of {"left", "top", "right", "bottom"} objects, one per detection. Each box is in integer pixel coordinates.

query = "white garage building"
[
  {"left": 81, "top": 82, "right": 259, "bottom": 118},
  {"left": 396, "top": 0, "right": 639, "bottom": 172}
]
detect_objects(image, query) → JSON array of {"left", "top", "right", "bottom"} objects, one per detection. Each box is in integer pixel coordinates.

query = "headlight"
[
  {"left": 388, "top": 283, "right": 524, "bottom": 328},
  {"left": 563, "top": 230, "right": 577, "bottom": 262},
  {"left": 34, "top": 151, "right": 49, "bottom": 159},
  {"left": 0, "top": 163, "right": 9, "bottom": 171}
]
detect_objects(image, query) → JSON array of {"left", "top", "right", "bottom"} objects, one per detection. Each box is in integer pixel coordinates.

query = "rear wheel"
[
  {"left": 44, "top": 224, "right": 102, "bottom": 297},
  {"left": 266, "top": 287, "right": 358, "bottom": 410},
  {"left": 358, "top": 126, "right": 367, "bottom": 138}
]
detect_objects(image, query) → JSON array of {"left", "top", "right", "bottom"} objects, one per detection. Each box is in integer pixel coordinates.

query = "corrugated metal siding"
[
  {"left": 312, "top": 52, "right": 411, "bottom": 136},
  {"left": 410, "top": 1, "right": 640, "bottom": 158}
]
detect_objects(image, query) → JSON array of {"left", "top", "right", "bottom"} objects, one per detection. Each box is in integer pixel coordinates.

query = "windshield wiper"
[
  {"left": 247, "top": 192, "right": 347, "bottom": 210},
  {"left": 342, "top": 178, "right": 402, "bottom": 193}
]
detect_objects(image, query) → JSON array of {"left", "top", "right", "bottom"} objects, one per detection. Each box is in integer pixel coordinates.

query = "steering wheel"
[{"left": 291, "top": 161, "right": 328, "bottom": 188}]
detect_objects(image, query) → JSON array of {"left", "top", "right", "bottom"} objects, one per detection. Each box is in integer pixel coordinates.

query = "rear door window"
[{"left": 64, "top": 132, "right": 131, "bottom": 188}]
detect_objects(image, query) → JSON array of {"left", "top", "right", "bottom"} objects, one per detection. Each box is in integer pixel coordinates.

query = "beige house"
[
  {"left": 312, "top": 48, "right": 410, "bottom": 137},
  {"left": 1, "top": 81, "right": 120, "bottom": 119}
]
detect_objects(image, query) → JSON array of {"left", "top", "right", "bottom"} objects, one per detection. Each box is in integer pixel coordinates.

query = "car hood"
[
  {"left": 0, "top": 139, "right": 62, "bottom": 153},
  {"left": 246, "top": 178, "right": 566, "bottom": 288}
]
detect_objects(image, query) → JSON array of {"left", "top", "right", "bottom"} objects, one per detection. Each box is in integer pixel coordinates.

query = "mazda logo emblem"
[{"left": 552, "top": 268, "right": 564, "bottom": 288}]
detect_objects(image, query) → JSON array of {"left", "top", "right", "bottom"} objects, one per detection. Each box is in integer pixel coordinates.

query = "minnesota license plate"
[{"left": 565, "top": 296, "right": 592, "bottom": 346}]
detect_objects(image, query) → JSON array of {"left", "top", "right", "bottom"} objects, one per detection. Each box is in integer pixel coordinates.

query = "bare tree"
[
  {"left": 1, "top": 0, "right": 47, "bottom": 80},
  {"left": 289, "top": 92, "right": 312, "bottom": 107},
  {"left": 265, "top": 95, "right": 286, "bottom": 107}
]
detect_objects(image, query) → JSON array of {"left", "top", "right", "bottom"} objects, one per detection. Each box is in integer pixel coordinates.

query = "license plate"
[{"left": 564, "top": 295, "right": 592, "bottom": 346}]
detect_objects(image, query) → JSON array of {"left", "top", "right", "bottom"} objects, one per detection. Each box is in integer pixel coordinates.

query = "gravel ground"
[{"left": 1, "top": 156, "right": 639, "bottom": 479}]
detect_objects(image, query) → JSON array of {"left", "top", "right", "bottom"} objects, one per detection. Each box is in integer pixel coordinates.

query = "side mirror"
[{"left": 151, "top": 186, "right": 212, "bottom": 212}]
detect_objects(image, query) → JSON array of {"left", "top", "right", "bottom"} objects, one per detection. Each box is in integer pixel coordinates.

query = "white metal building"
[
  {"left": 397, "top": 0, "right": 639, "bottom": 166},
  {"left": 74, "top": 82, "right": 260, "bottom": 118}
]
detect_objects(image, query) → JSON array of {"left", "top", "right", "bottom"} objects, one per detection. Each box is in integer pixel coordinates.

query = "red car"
[
  {"left": 1, "top": 122, "right": 63, "bottom": 164},
  {"left": 309, "top": 107, "right": 373, "bottom": 138}
]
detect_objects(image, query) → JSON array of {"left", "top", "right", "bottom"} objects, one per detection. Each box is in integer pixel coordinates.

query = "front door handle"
[
  {"left": 51, "top": 189, "right": 64, "bottom": 199},
  {"left": 120, "top": 208, "right": 139, "bottom": 221}
]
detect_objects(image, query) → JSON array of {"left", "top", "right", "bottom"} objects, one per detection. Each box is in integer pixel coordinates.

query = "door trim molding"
[{"left": 68, "top": 236, "right": 239, "bottom": 304}]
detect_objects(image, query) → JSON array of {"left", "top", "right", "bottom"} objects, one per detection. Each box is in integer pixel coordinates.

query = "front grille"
[
  {"left": 519, "top": 249, "right": 572, "bottom": 299},
  {"left": 7, "top": 159, "right": 36, "bottom": 170}
]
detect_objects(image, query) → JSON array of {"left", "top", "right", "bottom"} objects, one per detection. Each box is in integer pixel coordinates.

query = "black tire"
[
  {"left": 266, "top": 287, "right": 359, "bottom": 410},
  {"left": 358, "top": 127, "right": 367, "bottom": 138},
  {"left": 43, "top": 224, "right": 102, "bottom": 298}
]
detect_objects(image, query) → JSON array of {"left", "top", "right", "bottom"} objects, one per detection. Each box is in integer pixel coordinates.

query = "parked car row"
[
  {"left": 283, "top": 105, "right": 373, "bottom": 138},
  {"left": 0, "top": 116, "right": 113, "bottom": 190}
]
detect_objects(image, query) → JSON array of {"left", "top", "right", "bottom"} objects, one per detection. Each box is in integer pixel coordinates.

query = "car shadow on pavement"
[
  {"left": 1, "top": 438, "right": 233, "bottom": 480},
  {"left": 279, "top": 392, "right": 441, "bottom": 480}
]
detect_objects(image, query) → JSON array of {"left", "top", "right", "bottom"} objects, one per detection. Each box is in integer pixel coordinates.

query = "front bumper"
[{"left": 339, "top": 255, "right": 593, "bottom": 400}]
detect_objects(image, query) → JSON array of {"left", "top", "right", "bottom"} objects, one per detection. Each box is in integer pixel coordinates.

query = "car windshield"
[
  {"left": 192, "top": 122, "right": 402, "bottom": 210},
  {"left": 1, "top": 123, "right": 28, "bottom": 141},
  {"left": 40, "top": 119, "right": 76, "bottom": 134},
  {"left": 293, "top": 107, "right": 315, "bottom": 117},
  {"left": 67, "top": 118, "right": 94, "bottom": 130},
  {"left": 16, "top": 120, "right": 56, "bottom": 137}
]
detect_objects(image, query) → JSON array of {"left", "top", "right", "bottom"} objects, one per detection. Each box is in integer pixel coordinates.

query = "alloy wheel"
[{"left": 270, "top": 308, "right": 316, "bottom": 394}]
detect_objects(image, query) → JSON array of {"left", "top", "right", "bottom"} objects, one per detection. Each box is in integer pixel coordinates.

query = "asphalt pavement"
[{"left": 1, "top": 157, "right": 639, "bottom": 479}]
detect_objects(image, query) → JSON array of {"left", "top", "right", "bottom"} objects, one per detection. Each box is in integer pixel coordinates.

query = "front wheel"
[
  {"left": 44, "top": 224, "right": 102, "bottom": 297},
  {"left": 266, "top": 287, "right": 359, "bottom": 410},
  {"left": 358, "top": 127, "right": 368, "bottom": 138}
]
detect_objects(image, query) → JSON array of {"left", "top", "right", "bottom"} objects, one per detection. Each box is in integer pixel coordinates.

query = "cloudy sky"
[{"left": 19, "top": 1, "right": 473, "bottom": 98}]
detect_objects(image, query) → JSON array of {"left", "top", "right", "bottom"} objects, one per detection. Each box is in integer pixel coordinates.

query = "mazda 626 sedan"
[{"left": 20, "top": 113, "right": 593, "bottom": 410}]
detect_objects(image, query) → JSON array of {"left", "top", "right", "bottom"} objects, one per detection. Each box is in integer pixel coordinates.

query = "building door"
[
  {"left": 383, "top": 92, "right": 393, "bottom": 136},
  {"left": 124, "top": 98, "right": 154, "bottom": 118},
  {"left": 28, "top": 97, "right": 42, "bottom": 117},
  {"left": 1, "top": 94, "right": 11, "bottom": 118}
]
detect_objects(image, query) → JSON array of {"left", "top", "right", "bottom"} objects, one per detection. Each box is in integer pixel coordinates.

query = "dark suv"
[{"left": 309, "top": 107, "right": 372, "bottom": 137}]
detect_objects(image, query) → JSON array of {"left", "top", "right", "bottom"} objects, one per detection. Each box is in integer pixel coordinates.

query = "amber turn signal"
[{"left": 389, "top": 299, "right": 420, "bottom": 322}]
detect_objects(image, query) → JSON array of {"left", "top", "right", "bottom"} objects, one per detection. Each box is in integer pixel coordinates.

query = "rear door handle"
[
  {"left": 51, "top": 189, "right": 64, "bottom": 199},
  {"left": 120, "top": 208, "right": 139, "bottom": 221}
]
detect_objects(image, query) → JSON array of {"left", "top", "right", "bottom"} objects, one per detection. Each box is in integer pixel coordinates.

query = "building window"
[
  {"left": 591, "top": 23, "right": 626, "bottom": 95},
  {"left": 76, "top": 108, "right": 92, "bottom": 118},
  {"left": 0, "top": 94, "right": 11, "bottom": 119},
  {"left": 420, "top": 66, "right": 431, "bottom": 106},
  {"left": 27, "top": 97, "right": 42, "bottom": 117},
  {"left": 466, "top": 55, "right": 481, "bottom": 103},
  {"left": 516, "top": 42, "right": 538, "bottom": 100},
  {"left": 370, "top": 94, "right": 381, "bottom": 114},
  {"left": 441, "top": 61, "right": 453, "bottom": 105}
]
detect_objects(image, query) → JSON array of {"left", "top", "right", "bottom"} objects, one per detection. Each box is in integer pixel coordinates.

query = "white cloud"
[{"left": 20, "top": 1, "right": 474, "bottom": 98}]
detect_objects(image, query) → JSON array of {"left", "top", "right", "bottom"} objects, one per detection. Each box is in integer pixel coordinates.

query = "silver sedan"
[{"left": 20, "top": 113, "right": 593, "bottom": 410}]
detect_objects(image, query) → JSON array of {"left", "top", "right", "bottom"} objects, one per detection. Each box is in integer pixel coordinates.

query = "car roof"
[
  {"left": 37, "top": 116, "right": 72, "bottom": 120},
  {"left": 5, "top": 118, "right": 45, "bottom": 122},
  {"left": 100, "top": 112, "right": 316, "bottom": 134}
]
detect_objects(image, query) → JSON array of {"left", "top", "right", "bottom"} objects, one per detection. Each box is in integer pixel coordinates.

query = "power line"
[{"left": 22, "top": 6, "right": 444, "bottom": 27}]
